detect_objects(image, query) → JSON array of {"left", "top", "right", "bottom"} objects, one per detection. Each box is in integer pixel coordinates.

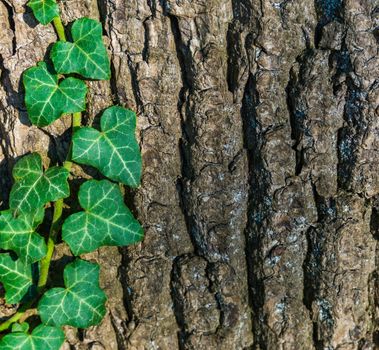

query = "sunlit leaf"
[
  {"left": 11, "top": 323, "right": 30, "bottom": 333},
  {"left": 0, "top": 324, "right": 64, "bottom": 350},
  {"left": 24, "top": 62, "right": 87, "bottom": 127},
  {"left": 62, "top": 180, "right": 143, "bottom": 255},
  {"left": 0, "top": 254, "right": 33, "bottom": 304},
  {"left": 27, "top": 0, "right": 59, "bottom": 25},
  {"left": 51, "top": 17, "right": 110, "bottom": 80},
  {"left": 10, "top": 153, "right": 70, "bottom": 215},
  {"left": 0, "top": 208, "right": 47, "bottom": 263},
  {"left": 38, "top": 259, "right": 107, "bottom": 328},
  {"left": 72, "top": 106, "right": 142, "bottom": 187}
]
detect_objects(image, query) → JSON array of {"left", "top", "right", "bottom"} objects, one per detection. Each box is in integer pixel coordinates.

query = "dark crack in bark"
[{"left": 242, "top": 74, "right": 271, "bottom": 350}]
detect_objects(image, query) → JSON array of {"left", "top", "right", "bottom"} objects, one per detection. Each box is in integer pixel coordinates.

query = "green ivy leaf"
[
  {"left": 11, "top": 323, "right": 30, "bottom": 333},
  {"left": 38, "top": 259, "right": 107, "bottom": 328},
  {"left": 27, "top": 0, "right": 59, "bottom": 25},
  {"left": 0, "top": 208, "right": 47, "bottom": 263},
  {"left": 0, "top": 324, "right": 64, "bottom": 350},
  {"left": 0, "top": 254, "right": 32, "bottom": 304},
  {"left": 10, "top": 153, "right": 70, "bottom": 216},
  {"left": 62, "top": 180, "right": 143, "bottom": 255},
  {"left": 23, "top": 61, "right": 87, "bottom": 126},
  {"left": 72, "top": 106, "right": 142, "bottom": 187},
  {"left": 51, "top": 17, "right": 110, "bottom": 80}
]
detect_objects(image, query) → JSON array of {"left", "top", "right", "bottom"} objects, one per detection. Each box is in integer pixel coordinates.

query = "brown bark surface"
[{"left": 0, "top": 0, "right": 378, "bottom": 349}]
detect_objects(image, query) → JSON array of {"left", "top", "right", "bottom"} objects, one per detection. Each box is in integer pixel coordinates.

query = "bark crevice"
[{"left": 242, "top": 74, "right": 270, "bottom": 350}]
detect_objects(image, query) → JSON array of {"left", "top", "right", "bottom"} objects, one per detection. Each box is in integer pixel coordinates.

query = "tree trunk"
[{"left": 0, "top": 0, "right": 378, "bottom": 349}]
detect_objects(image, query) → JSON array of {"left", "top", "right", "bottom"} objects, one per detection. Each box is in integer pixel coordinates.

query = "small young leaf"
[
  {"left": 0, "top": 208, "right": 47, "bottom": 263},
  {"left": 10, "top": 153, "right": 70, "bottom": 216},
  {"left": 72, "top": 106, "right": 142, "bottom": 187},
  {"left": 62, "top": 180, "right": 143, "bottom": 255},
  {"left": 11, "top": 323, "right": 30, "bottom": 333},
  {"left": 23, "top": 61, "right": 87, "bottom": 126},
  {"left": 27, "top": 0, "right": 59, "bottom": 25},
  {"left": 0, "top": 254, "right": 33, "bottom": 304},
  {"left": 38, "top": 259, "right": 107, "bottom": 328},
  {"left": 51, "top": 17, "right": 110, "bottom": 80},
  {"left": 0, "top": 324, "right": 64, "bottom": 350}
]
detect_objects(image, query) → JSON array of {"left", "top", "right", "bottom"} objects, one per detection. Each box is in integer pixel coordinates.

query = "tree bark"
[{"left": 0, "top": 0, "right": 378, "bottom": 349}]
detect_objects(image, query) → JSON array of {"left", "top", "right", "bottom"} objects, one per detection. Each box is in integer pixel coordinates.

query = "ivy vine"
[{"left": 0, "top": 1, "right": 143, "bottom": 347}]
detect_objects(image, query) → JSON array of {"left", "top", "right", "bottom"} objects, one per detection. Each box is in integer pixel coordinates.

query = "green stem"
[
  {"left": 0, "top": 112, "right": 82, "bottom": 330},
  {"left": 0, "top": 13, "right": 82, "bottom": 333},
  {"left": 0, "top": 311, "right": 23, "bottom": 332},
  {"left": 73, "top": 111, "right": 82, "bottom": 129},
  {"left": 38, "top": 112, "right": 82, "bottom": 292},
  {"left": 37, "top": 206, "right": 62, "bottom": 291},
  {"left": 0, "top": 302, "right": 33, "bottom": 332},
  {"left": 53, "top": 16, "right": 66, "bottom": 42}
]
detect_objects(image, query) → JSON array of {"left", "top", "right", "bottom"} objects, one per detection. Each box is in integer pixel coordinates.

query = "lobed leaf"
[
  {"left": 38, "top": 259, "right": 107, "bottom": 328},
  {"left": 10, "top": 153, "right": 70, "bottom": 216},
  {"left": 0, "top": 254, "right": 33, "bottom": 304},
  {"left": 23, "top": 61, "right": 87, "bottom": 127},
  {"left": 62, "top": 180, "right": 143, "bottom": 255},
  {"left": 27, "top": 0, "right": 59, "bottom": 25},
  {"left": 0, "top": 324, "right": 64, "bottom": 350},
  {"left": 72, "top": 106, "right": 142, "bottom": 187},
  {"left": 12, "top": 323, "right": 30, "bottom": 333},
  {"left": 51, "top": 17, "right": 110, "bottom": 80},
  {"left": 0, "top": 208, "right": 47, "bottom": 263}
]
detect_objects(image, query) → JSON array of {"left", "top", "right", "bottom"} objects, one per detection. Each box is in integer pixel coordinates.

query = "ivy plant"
[{"left": 0, "top": 1, "right": 143, "bottom": 348}]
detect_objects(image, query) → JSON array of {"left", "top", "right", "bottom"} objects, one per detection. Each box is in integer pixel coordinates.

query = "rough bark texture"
[{"left": 0, "top": 0, "right": 378, "bottom": 349}]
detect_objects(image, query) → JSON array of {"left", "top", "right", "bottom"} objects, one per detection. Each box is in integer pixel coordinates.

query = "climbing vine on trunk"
[{"left": 0, "top": 1, "right": 143, "bottom": 347}]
